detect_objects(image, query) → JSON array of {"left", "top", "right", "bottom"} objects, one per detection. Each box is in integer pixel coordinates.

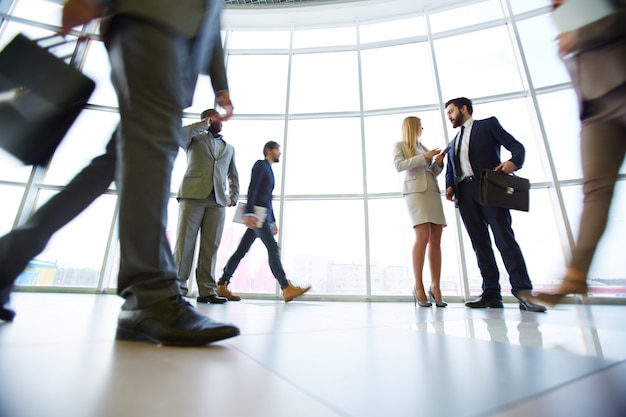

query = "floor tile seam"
[
  {"left": 222, "top": 341, "right": 351, "bottom": 417},
  {"left": 473, "top": 359, "right": 626, "bottom": 417},
  {"left": 0, "top": 338, "right": 115, "bottom": 350}
]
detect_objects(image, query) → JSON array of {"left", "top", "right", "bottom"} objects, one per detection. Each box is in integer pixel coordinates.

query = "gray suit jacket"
[
  {"left": 99, "top": 0, "right": 228, "bottom": 96},
  {"left": 177, "top": 121, "right": 239, "bottom": 206},
  {"left": 563, "top": 1, "right": 626, "bottom": 110}
]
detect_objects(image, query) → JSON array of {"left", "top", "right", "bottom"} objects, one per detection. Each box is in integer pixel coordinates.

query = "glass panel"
[
  {"left": 0, "top": 20, "right": 57, "bottom": 50},
  {"left": 80, "top": 39, "right": 118, "bottom": 107},
  {"left": 9, "top": 0, "right": 62, "bottom": 26},
  {"left": 434, "top": 26, "right": 524, "bottom": 100},
  {"left": 0, "top": 152, "right": 32, "bottom": 182},
  {"left": 359, "top": 16, "right": 426, "bottom": 44},
  {"left": 510, "top": 0, "right": 552, "bottom": 15},
  {"left": 217, "top": 119, "right": 286, "bottom": 195},
  {"left": 369, "top": 198, "right": 462, "bottom": 297},
  {"left": 16, "top": 191, "right": 117, "bottom": 288},
  {"left": 561, "top": 182, "right": 626, "bottom": 297},
  {"left": 228, "top": 30, "right": 291, "bottom": 49},
  {"left": 284, "top": 118, "right": 362, "bottom": 195},
  {"left": 364, "top": 111, "right": 446, "bottom": 195},
  {"left": 360, "top": 42, "right": 437, "bottom": 111},
  {"left": 226, "top": 54, "right": 289, "bottom": 115},
  {"left": 293, "top": 26, "right": 356, "bottom": 48},
  {"left": 429, "top": 0, "right": 504, "bottom": 33},
  {"left": 41, "top": 109, "right": 119, "bottom": 187},
  {"left": 289, "top": 51, "right": 360, "bottom": 113},
  {"left": 0, "top": 184, "right": 25, "bottom": 235},
  {"left": 186, "top": 74, "right": 217, "bottom": 115},
  {"left": 215, "top": 203, "right": 283, "bottom": 294},
  {"left": 517, "top": 13, "right": 571, "bottom": 89},
  {"left": 536, "top": 89, "right": 582, "bottom": 180},
  {"left": 281, "top": 199, "right": 366, "bottom": 295},
  {"left": 470, "top": 98, "right": 549, "bottom": 183}
]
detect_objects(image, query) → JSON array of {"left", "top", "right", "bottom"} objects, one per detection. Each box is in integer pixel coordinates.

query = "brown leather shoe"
[
  {"left": 216, "top": 283, "right": 241, "bottom": 301},
  {"left": 282, "top": 280, "right": 311, "bottom": 302}
]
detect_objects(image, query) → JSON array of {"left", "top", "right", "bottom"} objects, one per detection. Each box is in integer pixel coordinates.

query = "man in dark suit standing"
[
  {"left": 444, "top": 97, "right": 545, "bottom": 312},
  {"left": 216, "top": 141, "right": 311, "bottom": 302}
]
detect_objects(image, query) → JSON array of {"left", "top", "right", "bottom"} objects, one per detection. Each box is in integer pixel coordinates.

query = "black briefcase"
[
  {"left": 479, "top": 169, "right": 530, "bottom": 212},
  {"left": 0, "top": 34, "right": 95, "bottom": 166}
]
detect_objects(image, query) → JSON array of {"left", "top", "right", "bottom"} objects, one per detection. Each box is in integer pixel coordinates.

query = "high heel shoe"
[
  {"left": 533, "top": 268, "right": 588, "bottom": 307},
  {"left": 428, "top": 288, "right": 447, "bottom": 308},
  {"left": 412, "top": 287, "right": 432, "bottom": 307}
]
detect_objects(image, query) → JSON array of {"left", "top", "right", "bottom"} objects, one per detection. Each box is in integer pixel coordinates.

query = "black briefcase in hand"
[
  {"left": 0, "top": 33, "right": 95, "bottom": 166},
  {"left": 479, "top": 169, "right": 530, "bottom": 212}
]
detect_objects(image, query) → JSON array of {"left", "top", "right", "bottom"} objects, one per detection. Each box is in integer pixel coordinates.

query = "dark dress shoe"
[
  {"left": 515, "top": 290, "right": 547, "bottom": 313},
  {"left": 465, "top": 294, "right": 504, "bottom": 309},
  {"left": 0, "top": 305, "right": 16, "bottom": 322},
  {"left": 197, "top": 294, "right": 228, "bottom": 304},
  {"left": 116, "top": 295, "right": 239, "bottom": 346}
]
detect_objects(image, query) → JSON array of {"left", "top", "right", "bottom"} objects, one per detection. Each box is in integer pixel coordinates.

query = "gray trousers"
[
  {"left": 174, "top": 195, "right": 225, "bottom": 296},
  {"left": 571, "top": 82, "right": 626, "bottom": 273},
  {"left": 106, "top": 16, "right": 202, "bottom": 309}
]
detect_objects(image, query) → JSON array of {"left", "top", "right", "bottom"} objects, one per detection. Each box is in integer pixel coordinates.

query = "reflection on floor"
[{"left": 1, "top": 292, "right": 625, "bottom": 417}]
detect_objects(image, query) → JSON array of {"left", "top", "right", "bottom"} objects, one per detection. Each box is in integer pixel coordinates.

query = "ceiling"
[
  {"left": 222, "top": 0, "right": 468, "bottom": 27},
  {"left": 225, "top": 0, "right": 342, "bottom": 4}
]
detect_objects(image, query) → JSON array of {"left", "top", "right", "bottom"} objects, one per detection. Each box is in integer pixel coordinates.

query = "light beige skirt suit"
[{"left": 393, "top": 142, "right": 446, "bottom": 227}]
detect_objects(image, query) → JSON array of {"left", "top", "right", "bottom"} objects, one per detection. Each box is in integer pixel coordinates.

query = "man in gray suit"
[
  {"left": 33, "top": 0, "right": 240, "bottom": 345},
  {"left": 174, "top": 108, "right": 239, "bottom": 304}
]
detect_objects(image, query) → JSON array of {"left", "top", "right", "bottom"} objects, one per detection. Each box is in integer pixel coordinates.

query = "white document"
[
  {"left": 232, "top": 202, "right": 267, "bottom": 228},
  {"left": 551, "top": 0, "right": 616, "bottom": 33}
]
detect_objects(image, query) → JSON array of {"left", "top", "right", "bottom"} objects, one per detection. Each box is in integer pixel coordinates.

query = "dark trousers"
[
  {"left": 218, "top": 221, "right": 289, "bottom": 289},
  {"left": 0, "top": 133, "right": 117, "bottom": 306},
  {"left": 456, "top": 178, "right": 532, "bottom": 297}
]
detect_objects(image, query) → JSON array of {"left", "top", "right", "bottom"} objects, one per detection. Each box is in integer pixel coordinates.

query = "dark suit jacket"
[
  {"left": 445, "top": 117, "right": 525, "bottom": 196},
  {"left": 246, "top": 159, "right": 275, "bottom": 223}
]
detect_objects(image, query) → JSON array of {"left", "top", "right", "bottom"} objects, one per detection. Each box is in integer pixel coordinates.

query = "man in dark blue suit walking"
[
  {"left": 444, "top": 97, "right": 545, "bottom": 312},
  {"left": 217, "top": 141, "right": 311, "bottom": 302}
]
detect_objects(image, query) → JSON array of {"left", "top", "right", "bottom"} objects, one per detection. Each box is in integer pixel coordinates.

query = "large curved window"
[{"left": 2, "top": 0, "right": 624, "bottom": 301}]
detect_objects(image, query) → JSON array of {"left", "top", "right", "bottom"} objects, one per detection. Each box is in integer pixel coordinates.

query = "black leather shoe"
[
  {"left": 515, "top": 290, "right": 547, "bottom": 313},
  {"left": 197, "top": 293, "right": 228, "bottom": 304},
  {"left": 465, "top": 294, "right": 504, "bottom": 309},
  {"left": 0, "top": 305, "right": 15, "bottom": 322},
  {"left": 116, "top": 295, "right": 239, "bottom": 346}
]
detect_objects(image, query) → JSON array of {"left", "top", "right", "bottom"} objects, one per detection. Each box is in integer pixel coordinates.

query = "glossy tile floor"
[{"left": 1, "top": 292, "right": 625, "bottom": 417}]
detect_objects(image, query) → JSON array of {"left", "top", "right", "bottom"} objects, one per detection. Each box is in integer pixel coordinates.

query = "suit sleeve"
[
  {"left": 392, "top": 142, "right": 427, "bottom": 172},
  {"left": 207, "top": 35, "right": 229, "bottom": 93},
  {"left": 246, "top": 161, "right": 264, "bottom": 215},
  {"left": 228, "top": 148, "right": 239, "bottom": 203},
  {"left": 179, "top": 120, "right": 208, "bottom": 150},
  {"left": 489, "top": 117, "right": 525, "bottom": 170}
]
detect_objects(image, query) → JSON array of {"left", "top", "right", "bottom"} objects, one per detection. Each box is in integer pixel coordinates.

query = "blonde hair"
[{"left": 401, "top": 116, "right": 427, "bottom": 157}]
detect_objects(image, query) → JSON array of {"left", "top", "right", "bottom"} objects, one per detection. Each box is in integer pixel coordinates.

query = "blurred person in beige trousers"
[{"left": 534, "top": 0, "right": 626, "bottom": 306}]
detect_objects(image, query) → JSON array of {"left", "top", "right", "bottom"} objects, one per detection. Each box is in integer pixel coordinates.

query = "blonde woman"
[{"left": 393, "top": 116, "right": 447, "bottom": 307}]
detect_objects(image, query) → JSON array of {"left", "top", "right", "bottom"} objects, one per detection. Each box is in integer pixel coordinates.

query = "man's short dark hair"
[
  {"left": 200, "top": 109, "right": 217, "bottom": 120},
  {"left": 263, "top": 141, "right": 280, "bottom": 156},
  {"left": 445, "top": 97, "right": 473, "bottom": 115}
]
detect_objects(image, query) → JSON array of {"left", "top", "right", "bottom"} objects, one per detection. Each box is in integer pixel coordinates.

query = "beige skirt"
[{"left": 404, "top": 174, "right": 446, "bottom": 227}]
